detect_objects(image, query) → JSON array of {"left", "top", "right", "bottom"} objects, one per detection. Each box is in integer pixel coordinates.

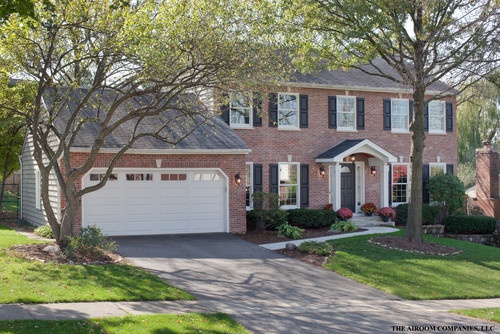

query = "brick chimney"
[{"left": 475, "top": 141, "right": 500, "bottom": 218}]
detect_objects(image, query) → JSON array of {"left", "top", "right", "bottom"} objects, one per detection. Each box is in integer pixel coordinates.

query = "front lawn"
[
  {"left": 324, "top": 229, "right": 500, "bottom": 300},
  {"left": 452, "top": 308, "right": 500, "bottom": 323},
  {"left": 0, "top": 313, "right": 248, "bottom": 334},
  {"left": 0, "top": 224, "right": 193, "bottom": 304}
]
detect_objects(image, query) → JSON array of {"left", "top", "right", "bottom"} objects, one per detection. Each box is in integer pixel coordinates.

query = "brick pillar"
[{"left": 475, "top": 141, "right": 500, "bottom": 218}]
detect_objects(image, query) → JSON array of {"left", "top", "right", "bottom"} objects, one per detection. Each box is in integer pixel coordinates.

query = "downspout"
[{"left": 18, "top": 154, "right": 22, "bottom": 220}]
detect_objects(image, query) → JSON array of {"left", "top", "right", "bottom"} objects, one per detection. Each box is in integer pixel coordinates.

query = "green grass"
[
  {"left": 0, "top": 313, "right": 248, "bottom": 334},
  {"left": 0, "top": 224, "right": 194, "bottom": 304},
  {"left": 451, "top": 308, "right": 500, "bottom": 323},
  {"left": 324, "top": 229, "right": 500, "bottom": 300}
]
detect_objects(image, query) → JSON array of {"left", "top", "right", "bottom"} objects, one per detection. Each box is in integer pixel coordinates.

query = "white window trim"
[
  {"left": 278, "top": 162, "right": 300, "bottom": 209},
  {"left": 229, "top": 92, "right": 253, "bottom": 129},
  {"left": 429, "top": 162, "right": 446, "bottom": 177},
  {"left": 428, "top": 100, "right": 446, "bottom": 134},
  {"left": 391, "top": 163, "right": 410, "bottom": 205},
  {"left": 391, "top": 98, "right": 410, "bottom": 133},
  {"left": 246, "top": 162, "right": 253, "bottom": 210},
  {"left": 278, "top": 92, "right": 299, "bottom": 129},
  {"left": 34, "top": 167, "right": 41, "bottom": 210},
  {"left": 337, "top": 95, "right": 356, "bottom": 130}
]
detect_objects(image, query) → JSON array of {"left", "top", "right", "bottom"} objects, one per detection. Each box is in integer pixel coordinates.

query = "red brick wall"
[
  {"left": 236, "top": 87, "right": 458, "bottom": 210},
  {"left": 475, "top": 144, "right": 500, "bottom": 218},
  {"left": 59, "top": 152, "right": 247, "bottom": 234}
]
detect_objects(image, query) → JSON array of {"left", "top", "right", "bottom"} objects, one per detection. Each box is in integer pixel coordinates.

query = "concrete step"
[{"left": 350, "top": 214, "right": 395, "bottom": 227}]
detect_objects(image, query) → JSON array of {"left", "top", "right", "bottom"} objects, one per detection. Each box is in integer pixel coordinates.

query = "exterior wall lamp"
[
  {"left": 370, "top": 166, "right": 377, "bottom": 176},
  {"left": 350, "top": 154, "right": 356, "bottom": 162},
  {"left": 319, "top": 166, "right": 326, "bottom": 177},
  {"left": 234, "top": 173, "right": 242, "bottom": 185}
]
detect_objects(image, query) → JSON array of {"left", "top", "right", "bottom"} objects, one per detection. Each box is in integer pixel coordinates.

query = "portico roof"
[{"left": 315, "top": 139, "right": 398, "bottom": 163}]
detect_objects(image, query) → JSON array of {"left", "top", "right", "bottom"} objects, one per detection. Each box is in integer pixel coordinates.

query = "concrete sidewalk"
[
  {"left": 260, "top": 226, "right": 399, "bottom": 250},
  {"left": 1, "top": 298, "right": 499, "bottom": 321}
]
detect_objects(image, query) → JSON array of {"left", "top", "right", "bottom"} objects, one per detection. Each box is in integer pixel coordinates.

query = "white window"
[
  {"left": 34, "top": 167, "right": 41, "bottom": 210},
  {"left": 230, "top": 92, "right": 252, "bottom": 128},
  {"left": 391, "top": 99, "right": 409, "bottom": 132},
  {"left": 246, "top": 163, "right": 253, "bottom": 209},
  {"left": 278, "top": 93, "right": 299, "bottom": 128},
  {"left": 392, "top": 164, "right": 409, "bottom": 205},
  {"left": 428, "top": 100, "right": 446, "bottom": 133},
  {"left": 429, "top": 163, "right": 446, "bottom": 177},
  {"left": 337, "top": 96, "right": 356, "bottom": 130},
  {"left": 279, "top": 163, "right": 299, "bottom": 208}
]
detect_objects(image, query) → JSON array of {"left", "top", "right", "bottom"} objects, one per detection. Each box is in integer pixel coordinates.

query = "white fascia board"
[
  {"left": 70, "top": 147, "right": 252, "bottom": 155},
  {"left": 315, "top": 139, "right": 398, "bottom": 163},
  {"left": 282, "top": 81, "right": 443, "bottom": 96}
]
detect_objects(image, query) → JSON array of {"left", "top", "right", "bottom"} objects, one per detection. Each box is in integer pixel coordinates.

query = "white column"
[
  {"left": 330, "top": 163, "right": 342, "bottom": 209},
  {"left": 381, "top": 164, "right": 390, "bottom": 207}
]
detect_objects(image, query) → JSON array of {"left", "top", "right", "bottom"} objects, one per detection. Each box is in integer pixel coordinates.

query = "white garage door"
[{"left": 82, "top": 169, "right": 227, "bottom": 236}]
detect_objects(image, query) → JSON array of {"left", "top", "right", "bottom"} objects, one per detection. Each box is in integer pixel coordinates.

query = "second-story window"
[
  {"left": 337, "top": 96, "right": 356, "bottom": 130},
  {"left": 278, "top": 93, "right": 299, "bottom": 128},
  {"left": 428, "top": 100, "right": 446, "bottom": 133},
  {"left": 391, "top": 99, "right": 409, "bottom": 132},
  {"left": 230, "top": 92, "right": 252, "bottom": 128}
]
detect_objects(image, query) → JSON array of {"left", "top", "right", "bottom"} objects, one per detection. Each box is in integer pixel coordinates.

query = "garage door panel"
[{"left": 84, "top": 169, "right": 226, "bottom": 236}]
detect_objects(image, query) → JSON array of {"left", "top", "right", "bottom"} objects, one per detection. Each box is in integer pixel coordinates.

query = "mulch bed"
[{"left": 369, "top": 236, "right": 462, "bottom": 256}]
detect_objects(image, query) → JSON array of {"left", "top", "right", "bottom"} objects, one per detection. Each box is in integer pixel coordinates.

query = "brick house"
[
  {"left": 223, "top": 61, "right": 457, "bottom": 216},
  {"left": 20, "top": 61, "right": 457, "bottom": 236}
]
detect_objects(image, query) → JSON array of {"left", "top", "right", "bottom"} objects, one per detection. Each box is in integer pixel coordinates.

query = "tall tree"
[
  {"left": 281, "top": 0, "right": 499, "bottom": 242},
  {"left": 0, "top": 0, "right": 288, "bottom": 244}
]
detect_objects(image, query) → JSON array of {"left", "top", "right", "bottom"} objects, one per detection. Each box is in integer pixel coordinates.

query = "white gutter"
[
  {"left": 17, "top": 154, "right": 22, "bottom": 220},
  {"left": 69, "top": 148, "right": 252, "bottom": 155}
]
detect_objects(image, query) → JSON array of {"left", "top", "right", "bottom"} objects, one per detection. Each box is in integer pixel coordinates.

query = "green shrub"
[
  {"left": 277, "top": 223, "right": 304, "bottom": 239},
  {"left": 395, "top": 203, "right": 439, "bottom": 226},
  {"left": 298, "top": 241, "right": 335, "bottom": 256},
  {"left": 287, "top": 208, "right": 337, "bottom": 228},
  {"left": 64, "top": 225, "right": 116, "bottom": 261},
  {"left": 33, "top": 225, "right": 54, "bottom": 238},
  {"left": 444, "top": 215, "right": 496, "bottom": 234},
  {"left": 331, "top": 221, "right": 357, "bottom": 232},
  {"left": 247, "top": 209, "right": 288, "bottom": 231},
  {"left": 428, "top": 173, "right": 466, "bottom": 222}
]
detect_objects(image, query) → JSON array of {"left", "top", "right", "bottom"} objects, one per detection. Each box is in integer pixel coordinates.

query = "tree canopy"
[
  {"left": 279, "top": 0, "right": 499, "bottom": 242},
  {"left": 0, "top": 0, "right": 289, "bottom": 243}
]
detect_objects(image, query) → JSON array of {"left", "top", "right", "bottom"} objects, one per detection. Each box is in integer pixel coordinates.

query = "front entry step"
[{"left": 350, "top": 214, "right": 395, "bottom": 227}]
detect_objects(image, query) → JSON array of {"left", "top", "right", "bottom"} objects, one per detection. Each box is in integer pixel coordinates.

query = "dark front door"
[{"left": 340, "top": 164, "right": 355, "bottom": 211}]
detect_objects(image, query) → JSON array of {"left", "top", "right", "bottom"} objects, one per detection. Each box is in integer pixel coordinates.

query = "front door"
[{"left": 340, "top": 164, "right": 356, "bottom": 211}]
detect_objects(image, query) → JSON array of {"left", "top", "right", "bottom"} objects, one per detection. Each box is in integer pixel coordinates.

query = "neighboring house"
[
  {"left": 475, "top": 141, "right": 500, "bottom": 219},
  {"left": 222, "top": 60, "right": 457, "bottom": 215},
  {"left": 21, "top": 61, "right": 458, "bottom": 236}
]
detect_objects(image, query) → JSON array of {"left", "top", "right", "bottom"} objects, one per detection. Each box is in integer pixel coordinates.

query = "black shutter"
[
  {"left": 269, "top": 164, "right": 279, "bottom": 194},
  {"left": 356, "top": 97, "right": 365, "bottom": 130},
  {"left": 253, "top": 164, "right": 262, "bottom": 193},
  {"left": 220, "top": 93, "right": 229, "bottom": 125},
  {"left": 422, "top": 164, "right": 430, "bottom": 204},
  {"left": 299, "top": 95, "right": 308, "bottom": 128},
  {"left": 300, "top": 164, "right": 309, "bottom": 207},
  {"left": 409, "top": 100, "right": 414, "bottom": 127},
  {"left": 424, "top": 103, "right": 429, "bottom": 131},
  {"left": 253, "top": 92, "right": 262, "bottom": 127},
  {"left": 446, "top": 102, "right": 453, "bottom": 132},
  {"left": 383, "top": 99, "right": 391, "bottom": 130},
  {"left": 269, "top": 93, "right": 278, "bottom": 127},
  {"left": 446, "top": 164, "right": 454, "bottom": 175},
  {"left": 328, "top": 96, "right": 337, "bottom": 129}
]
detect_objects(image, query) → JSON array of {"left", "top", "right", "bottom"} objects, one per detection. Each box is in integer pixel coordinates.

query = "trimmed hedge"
[
  {"left": 287, "top": 209, "right": 337, "bottom": 228},
  {"left": 395, "top": 203, "right": 439, "bottom": 226},
  {"left": 444, "top": 215, "right": 496, "bottom": 234}
]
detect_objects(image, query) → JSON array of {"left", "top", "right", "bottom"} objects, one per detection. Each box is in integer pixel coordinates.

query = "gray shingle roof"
[
  {"left": 45, "top": 88, "right": 249, "bottom": 151},
  {"left": 315, "top": 139, "right": 364, "bottom": 159},
  {"left": 290, "top": 58, "right": 451, "bottom": 93}
]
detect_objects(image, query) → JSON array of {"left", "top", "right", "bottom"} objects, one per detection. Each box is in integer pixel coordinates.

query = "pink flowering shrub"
[
  {"left": 378, "top": 207, "right": 396, "bottom": 219},
  {"left": 337, "top": 207, "right": 353, "bottom": 220}
]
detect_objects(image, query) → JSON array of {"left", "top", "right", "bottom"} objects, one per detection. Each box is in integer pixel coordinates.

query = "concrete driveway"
[{"left": 114, "top": 233, "right": 498, "bottom": 334}]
